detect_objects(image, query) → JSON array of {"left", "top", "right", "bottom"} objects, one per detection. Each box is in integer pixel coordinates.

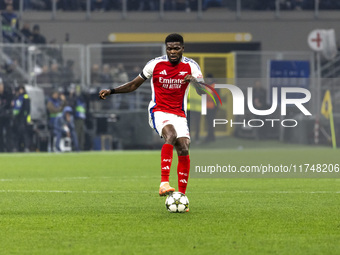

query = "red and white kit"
[{"left": 139, "top": 55, "right": 203, "bottom": 138}]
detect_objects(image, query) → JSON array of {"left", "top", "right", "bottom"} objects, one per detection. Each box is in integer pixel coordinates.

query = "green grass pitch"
[{"left": 0, "top": 148, "right": 339, "bottom": 255}]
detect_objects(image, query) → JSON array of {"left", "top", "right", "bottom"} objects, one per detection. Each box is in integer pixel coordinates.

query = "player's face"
[{"left": 166, "top": 42, "right": 184, "bottom": 64}]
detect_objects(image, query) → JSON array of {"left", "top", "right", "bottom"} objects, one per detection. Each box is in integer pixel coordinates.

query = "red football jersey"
[{"left": 140, "top": 55, "right": 203, "bottom": 118}]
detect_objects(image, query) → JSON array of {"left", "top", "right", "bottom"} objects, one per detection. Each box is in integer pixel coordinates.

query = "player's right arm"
[
  {"left": 99, "top": 75, "right": 145, "bottom": 100},
  {"left": 99, "top": 57, "right": 158, "bottom": 100}
]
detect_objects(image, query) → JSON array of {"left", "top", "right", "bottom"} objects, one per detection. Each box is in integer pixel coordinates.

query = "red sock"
[
  {"left": 161, "top": 144, "right": 173, "bottom": 182},
  {"left": 177, "top": 155, "right": 190, "bottom": 194}
]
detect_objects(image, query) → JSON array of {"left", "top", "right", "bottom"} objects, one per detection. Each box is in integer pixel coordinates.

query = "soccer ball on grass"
[{"left": 165, "top": 192, "right": 189, "bottom": 213}]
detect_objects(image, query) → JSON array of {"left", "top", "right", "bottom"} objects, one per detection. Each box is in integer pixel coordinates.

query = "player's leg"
[
  {"left": 158, "top": 124, "right": 177, "bottom": 196},
  {"left": 174, "top": 137, "right": 191, "bottom": 194}
]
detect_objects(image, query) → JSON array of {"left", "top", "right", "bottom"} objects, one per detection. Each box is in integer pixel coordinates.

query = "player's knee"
[
  {"left": 177, "top": 146, "right": 189, "bottom": 156},
  {"left": 164, "top": 131, "right": 177, "bottom": 145},
  {"left": 177, "top": 140, "right": 190, "bottom": 156}
]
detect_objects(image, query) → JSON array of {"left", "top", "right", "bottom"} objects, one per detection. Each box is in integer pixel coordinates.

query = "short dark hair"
[{"left": 165, "top": 33, "right": 184, "bottom": 45}]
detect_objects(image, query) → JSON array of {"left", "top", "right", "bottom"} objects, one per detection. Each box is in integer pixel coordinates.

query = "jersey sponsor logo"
[
  {"left": 159, "top": 77, "right": 183, "bottom": 84},
  {"left": 159, "top": 70, "right": 167, "bottom": 75},
  {"left": 179, "top": 71, "right": 188, "bottom": 76},
  {"left": 159, "top": 77, "right": 185, "bottom": 89}
]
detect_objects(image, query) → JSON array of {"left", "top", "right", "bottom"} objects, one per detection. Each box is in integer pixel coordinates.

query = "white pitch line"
[
  {"left": 0, "top": 190, "right": 132, "bottom": 194},
  {"left": 201, "top": 190, "right": 340, "bottom": 194},
  {"left": 0, "top": 176, "right": 154, "bottom": 182},
  {"left": 0, "top": 190, "right": 339, "bottom": 194}
]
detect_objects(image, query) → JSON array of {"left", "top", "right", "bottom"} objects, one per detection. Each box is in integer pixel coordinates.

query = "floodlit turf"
[{"left": 0, "top": 149, "right": 339, "bottom": 255}]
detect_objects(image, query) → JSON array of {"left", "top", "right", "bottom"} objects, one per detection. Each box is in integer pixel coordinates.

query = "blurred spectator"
[
  {"left": 111, "top": 63, "right": 129, "bottom": 83},
  {"left": 137, "top": 0, "right": 158, "bottom": 11},
  {"left": 254, "top": 0, "right": 275, "bottom": 10},
  {"left": 31, "top": 24, "right": 46, "bottom": 44},
  {"left": 203, "top": 0, "right": 222, "bottom": 10},
  {"left": 20, "top": 22, "right": 33, "bottom": 43},
  {"left": 0, "top": 0, "right": 9, "bottom": 9},
  {"left": 91, "top": 64, "right": 101, "bottom": 85},
  {"left": 53, "top": 106, "right": 79, "bottom": 152},
  {"left": 28, "top": 0, "right": 47, "bottom": 10},
  {"left": 318, "top": 0, "right": 340, "bottom": 9},
  {"left": 92, "top": 0, "right": 108, "bottom": 11},
  {"left": 293, "top": 0, "right": 304, "bottom": 10},
  {"left": 5, "top": 59, "right": 27, "bottom": 86},
  {"left": 163, "top": 0, "right": 201, "bottom": 11},
  {"left": 1, "top": 4, "right": 19, "bottom": 43},
  {"left": 302, "top": 0, "right": 314, "bottom": 9},
  {"left": 45, "top": 39, "right": 63, "bottom": 64},
  {"left": 188, "top": 0, "right": 198, "bottom": 11},
  {"left": 165, "top": 0, "right": 186, "bottom": 11},
  {"left": 105, "top": 0, "right": 121, "bottom": 10},
  {"left": 111, "top": 63, "right": 132, "bottom": 109},
  {"left": 0, "top": 78, "right": 13, "bottom": 152},
  {"left": 12, "top": 85, "right": 31, "bottom": 152},
  {"left": 58, "top": 0, "right": 80, "bottom": 10},
  {"left": 164, "top": 0, "right": 175, "bottom": 10},
  {"left": 36, "top": 65, "right": 50, "bottom": 85},
  {"left": 46, "top": 90, "right": 67, "bottom": 128},
  {"left": 23, "top": 0, "right": 31, "bottom": 10},
  {"left": 61, "top": 60, "right": 76, "bottom": 88},
  {"left": 130, "top": 65, "right": 142, "bottom": 80},
  {"left": 3, "top": 0, "right": 340, "bottom": 11},
  {"left": 0, "top": 0, "right": 19, "bottom": 10},
  {"left": 68, "top": 85, "right": 87, "bottom": 150},
  {"left": 49, "top": 63, "right": 61, "bottom": 88},
  {"left": 100, "top": 64, "right": 113, "bottom": 84}
]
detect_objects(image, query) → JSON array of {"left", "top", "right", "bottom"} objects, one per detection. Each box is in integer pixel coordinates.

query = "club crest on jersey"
[{"left": 179, "top": 71, "right": 188, "bottom": 76}]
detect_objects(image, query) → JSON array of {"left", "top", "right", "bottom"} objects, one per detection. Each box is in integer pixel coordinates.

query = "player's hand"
[
  {"left": 183, "top": 75, "right": 195, "bottom": 83},
  {"left": 99, "top": 89, "right": 111, "bottom": 100},
  {"left": 184, "top": 74, "right": 201, "bottom": 88}
]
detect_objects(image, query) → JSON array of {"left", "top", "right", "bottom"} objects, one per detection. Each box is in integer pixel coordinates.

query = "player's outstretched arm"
[{"left": 99, "top": 76, "right": 145, "bottom": 100}]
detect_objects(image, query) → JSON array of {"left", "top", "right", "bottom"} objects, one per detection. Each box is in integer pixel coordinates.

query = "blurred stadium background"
[
  {"left": 1, "top": 0, "right": 340, "bottom": 152},
  {"left": 1, "top": 2, "right": 340, "bottom": 255}
]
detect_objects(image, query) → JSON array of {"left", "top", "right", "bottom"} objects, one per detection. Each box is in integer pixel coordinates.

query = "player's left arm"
[
  {"left": 185, "top": 60, "right": 205, "bottom": 95},
  {"left": 184, "top": 75, "right": 204, "bottom": 96}
]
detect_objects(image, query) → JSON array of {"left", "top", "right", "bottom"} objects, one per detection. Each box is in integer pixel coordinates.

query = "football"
[{"left": 165, "top": 192, "right": 189, "bottom": 213}]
